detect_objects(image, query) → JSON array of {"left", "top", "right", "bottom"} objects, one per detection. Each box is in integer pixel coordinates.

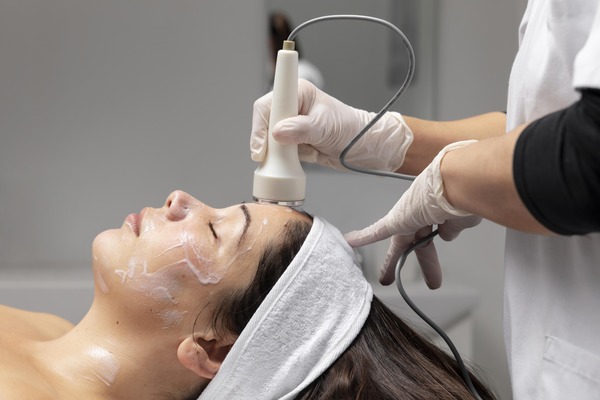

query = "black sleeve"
[{"left": 513, "top": 88, "right": 600, "bottom": 235}]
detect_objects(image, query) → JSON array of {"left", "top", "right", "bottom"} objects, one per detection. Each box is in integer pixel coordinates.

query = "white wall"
[
  {"left": 435, "top": 1, "right": 527, "bottom": 399},
  {"left": 0, "top": 0, "right": 267, "bottom": 267}
]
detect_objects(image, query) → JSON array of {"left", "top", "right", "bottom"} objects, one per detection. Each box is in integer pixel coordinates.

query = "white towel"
[{"left": 198, "top": 216, "right": 373, "bottom": 400}]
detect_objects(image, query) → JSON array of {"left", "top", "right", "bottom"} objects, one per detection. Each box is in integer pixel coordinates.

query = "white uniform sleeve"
[{"left": 573, "top": 3, "right": 600, "bottom": 88}]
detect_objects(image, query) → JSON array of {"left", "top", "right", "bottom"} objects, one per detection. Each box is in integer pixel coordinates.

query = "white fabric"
[
  {"left": 505, "top": 1, "right": 600, "bottom": 399},
  {"left": 198, "top": 216, "right": 373, "bottom": 400},
  {"left": 573, "top": 1, "right": 600, "bottom": 88}
]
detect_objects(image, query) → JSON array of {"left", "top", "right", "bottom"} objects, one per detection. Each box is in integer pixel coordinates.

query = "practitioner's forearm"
[
  {"left": 399, "top": 112, "right": 507, "bottom": 175},
  {"left": 440, "top": 124, "right": 552, "bottom": 234}
]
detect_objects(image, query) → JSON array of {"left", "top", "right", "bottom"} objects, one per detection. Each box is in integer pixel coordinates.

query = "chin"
[{"left": 92, "top": 228, "right": 127, "bottom": 269}]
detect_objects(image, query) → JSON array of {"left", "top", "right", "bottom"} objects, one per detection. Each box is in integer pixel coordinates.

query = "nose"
[{"left": 164, "top": 190, "right": 199, "bottom": 221}]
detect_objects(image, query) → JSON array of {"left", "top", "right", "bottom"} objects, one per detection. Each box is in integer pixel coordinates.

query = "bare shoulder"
[
  {"left": 0, "top": 306, "right": 72, "bottom": 399},
  {"left": 0, "top": 379, "right": 56, "bottom": 400},
  {"left": 0, "top": 304, "right": 74, "bottom": 340}
]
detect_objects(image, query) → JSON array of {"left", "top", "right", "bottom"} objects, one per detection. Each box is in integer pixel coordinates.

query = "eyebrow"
[{"left": 238, "top": 204, "right": 251, "bottom": 246}]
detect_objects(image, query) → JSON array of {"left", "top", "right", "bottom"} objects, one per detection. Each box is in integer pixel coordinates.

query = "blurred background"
[{"left": 0, "top": 0, "right": 526, "bottom": 398}]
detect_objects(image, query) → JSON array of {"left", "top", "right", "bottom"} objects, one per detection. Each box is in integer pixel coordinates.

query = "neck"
[{"left": 31, "top": 304, "right": 204, "bottom": 399}]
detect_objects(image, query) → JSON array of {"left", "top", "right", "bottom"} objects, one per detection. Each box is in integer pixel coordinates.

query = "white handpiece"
[{"left": 253, "top": 41, "right": 306, "bottom": 207}]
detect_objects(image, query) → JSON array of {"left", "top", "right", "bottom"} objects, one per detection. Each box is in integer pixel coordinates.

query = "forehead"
[
  {"left": 217, "top": 202, "right": 301, "bottom": 222},
  {"left": 211, "top": 203, "right": 305, "bottom": 252},
  {"left": 242, "top": 203, "right": 299, "bottom": 219},
  {"left": 219, "top": 203, "right": 309, "bottom": 255},
  {"left": 214, "top": 203, "right": 307, "bottom": 285}
]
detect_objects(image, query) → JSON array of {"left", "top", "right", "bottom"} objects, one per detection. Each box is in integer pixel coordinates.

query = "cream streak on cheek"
[
  {"left": 180, "top": 229, "right": 224, "bottom": 284},
  {"left": 167, "top": 218, "right": 269, "bottom": 286},
  {"left": 110, "top": 208, "right": 272, "bottom": 327},
  {"left": 114, "top": 256, "right": 189, "bottom": 328},
  {"left": 115, "top": 257, "right": 184, "bottom": 304},
  {"left": 158, "top": 309, "right": 188, "bottom": 330}
]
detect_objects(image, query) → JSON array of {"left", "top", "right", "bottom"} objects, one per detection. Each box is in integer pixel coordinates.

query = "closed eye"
[{"left": 208, "top": 222, "right": 218, "bottom": 239}]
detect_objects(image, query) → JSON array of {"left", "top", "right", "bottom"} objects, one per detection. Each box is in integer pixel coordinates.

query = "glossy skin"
[
  {"left": 0, "top": 191, "right": 311, "bottom": 399},
  {"left": 91, "top": 190, "right": 295, "bottom": 330}
]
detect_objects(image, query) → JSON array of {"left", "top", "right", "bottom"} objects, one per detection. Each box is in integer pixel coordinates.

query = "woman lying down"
[{"left": 0, "top": 190, "right": 496, "bottom": 400}]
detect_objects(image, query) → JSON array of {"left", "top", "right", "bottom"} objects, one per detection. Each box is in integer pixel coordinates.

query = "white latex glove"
[
  {"left": 251, "top": 79, "right": 414, "bottom": 172},
  {"left": 344, "top": 140, "right": 482, "bottom": 288}
]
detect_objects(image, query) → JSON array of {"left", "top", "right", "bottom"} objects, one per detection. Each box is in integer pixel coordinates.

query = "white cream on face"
[
  {"left": 145, "top": 212, "right": 269, "bottom": 286},
  {"left": 115, "top": 256, "right": 184, "bottom": 304},
  {"left": 141, "top": 218, "right": 156, "bottom": 235},
  {"left": 94, "top": 267, "right": 110, "bottom": 294},
  {"left": 157, "top": 309, "right": 188, "bottom": 330},
  {"left": 106, "top": 200, "right": 278, "bottom": 330},
  {"left": 180, "top": 229, "right": 221, "bottom": 285},
  {"left": 113, "top": 256, "right": 187, "bottom": 328}
]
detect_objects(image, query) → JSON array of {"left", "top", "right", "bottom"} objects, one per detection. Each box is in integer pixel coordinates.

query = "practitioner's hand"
[
  {"left": 344, "top": 141, "right": 482, "bottom": 288},
  {"left": 251, "top": 79, "right": 414, "bottom": 172}
]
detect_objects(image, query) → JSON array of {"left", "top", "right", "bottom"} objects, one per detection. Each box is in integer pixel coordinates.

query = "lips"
[{"left": 125, "top": 213, "right": 141, "bottom": 236}]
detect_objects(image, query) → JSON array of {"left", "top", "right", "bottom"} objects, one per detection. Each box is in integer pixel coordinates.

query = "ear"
[{"left": 177, "top": 334, "right": 235, "bottom": 379}]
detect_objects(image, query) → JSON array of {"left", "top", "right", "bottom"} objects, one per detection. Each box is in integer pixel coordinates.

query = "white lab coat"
[{"left": 505, "top": 0, "right": 600, "bottom": 399}]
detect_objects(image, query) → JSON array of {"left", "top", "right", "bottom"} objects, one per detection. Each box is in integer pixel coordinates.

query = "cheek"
[
  {"left": 91, "top": 221, "right": 268, "bottom": 329},
  {"left": 144, "top": 228, "right": 225, "bottom": 285},
  {"left": 114, "top": 256, "right": 185, "bottom": 303},
  {"left": 98, "top": 227, "right": 223, "bottom": 302}
]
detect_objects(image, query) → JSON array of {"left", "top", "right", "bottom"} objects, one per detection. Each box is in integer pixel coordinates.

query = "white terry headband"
[{"left": 199, "top": 216, "right": 373, "bottom": 400}]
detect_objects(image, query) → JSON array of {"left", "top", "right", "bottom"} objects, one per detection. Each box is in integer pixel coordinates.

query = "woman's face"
[{"left": 92, "top": 190, "right": 309, "bottom": 330}]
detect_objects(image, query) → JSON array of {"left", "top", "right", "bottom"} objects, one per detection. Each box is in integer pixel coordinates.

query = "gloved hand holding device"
[
  {"left": 251, "top": 79, "right": 414, "bottom": 172},
  {"left": 345, "top": 140, "right": 482, "bottom": 288}
]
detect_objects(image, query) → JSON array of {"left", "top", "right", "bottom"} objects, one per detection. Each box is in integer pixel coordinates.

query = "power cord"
[{"left": 289, "top": 15, "right": 483, "bottom": 400}]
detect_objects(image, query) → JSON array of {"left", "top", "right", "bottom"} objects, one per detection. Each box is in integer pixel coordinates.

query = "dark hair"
[
  {"left": 296, "top": 296, "right": 496, "bottom": 399},
  {"left": 210, "top": 217, "right": 496, "bottom": 399},
  {"left": 182, "top": 217, "right": 314, "bottom": 400},
  {"left": 269, "top": 11, "right": 302, "bottom": 62},
  {"left": 211, "top": 216, "right": 313, "bottom": 337}
]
